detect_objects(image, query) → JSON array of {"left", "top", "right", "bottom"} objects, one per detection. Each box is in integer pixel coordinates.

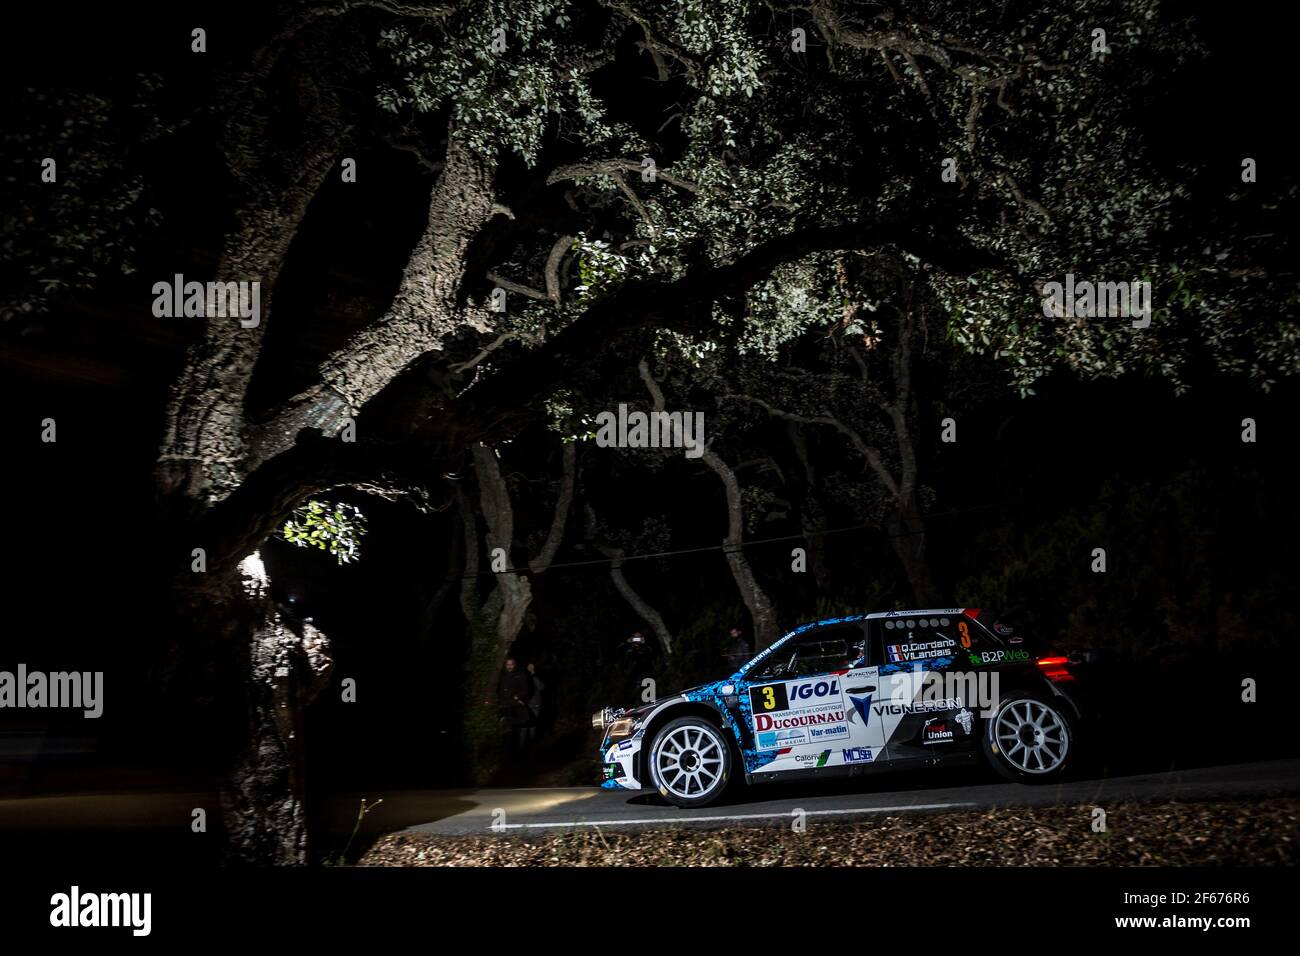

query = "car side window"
[
  {"left": 750, "top": 624, "right": 864, "bottom": 680},
  {"left": 788, "top": 637, "right": 851, "bottom": 676}
]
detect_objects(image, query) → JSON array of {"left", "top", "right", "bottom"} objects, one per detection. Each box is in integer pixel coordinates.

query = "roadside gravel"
[{"left": 359, "top": 797, "right": 1298, "bottom": 866}]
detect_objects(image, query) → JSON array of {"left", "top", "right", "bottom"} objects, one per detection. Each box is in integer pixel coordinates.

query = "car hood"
[{"left": 613, "top": 678, "right": 728, "bottom": 718}]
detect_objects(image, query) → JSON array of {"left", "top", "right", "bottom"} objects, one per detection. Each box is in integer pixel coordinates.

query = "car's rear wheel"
[
  {"left": 648, "top": 716, "right": 732, "bottom": 808},
  {"left": 981, "top": 692, "right": 1073, "bottom": 782}
]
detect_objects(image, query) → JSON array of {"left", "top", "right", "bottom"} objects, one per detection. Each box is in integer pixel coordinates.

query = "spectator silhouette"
[
  {"left": 616, "top": 631, "right": 652, "bottom": 704},
  {"left": 523, "top": 662, "right": 546, "bottom": 746},
  {"left": 495, "top": 657, "right": 535, "bottom": 754},
  {"left": 722, "top": 626, "right": 751, "bottom": 672}
]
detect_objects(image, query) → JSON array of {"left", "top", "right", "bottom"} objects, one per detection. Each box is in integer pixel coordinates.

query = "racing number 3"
[
  {"left": 749, "top": 683, "right": 790, "bottom": 713},
  {"left": 957, "top": 621, "right": 972, "bottom": 649}
]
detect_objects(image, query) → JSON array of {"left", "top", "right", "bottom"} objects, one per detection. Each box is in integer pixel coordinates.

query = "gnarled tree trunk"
[
  {"left": 463, "top": 441, "right": 575, "bottom": 703},
  {"left": 217, "top": 553, "right": 334, "bottom": 865},
  {"left": 154, "top": 35, "right": 349, "bottom": 865}
]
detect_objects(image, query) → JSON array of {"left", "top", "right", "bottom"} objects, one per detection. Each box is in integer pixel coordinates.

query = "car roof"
[
  {"left": 864, "top": 608, "right": 975, "bottom": 619},
  {"left": 733, "top": 609, "right": 983, "bottom": 676}
]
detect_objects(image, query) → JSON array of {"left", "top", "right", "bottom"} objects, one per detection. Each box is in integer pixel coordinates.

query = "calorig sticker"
[{"left": 794, "top": 749, "right": 833, "bottom": 767}]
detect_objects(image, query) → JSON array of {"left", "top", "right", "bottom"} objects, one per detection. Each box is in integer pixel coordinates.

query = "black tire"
[
  {"left": 647, "top": 716, "right": 734, "bottom": 808},
  {"left": 981, "top": 691, "right": 1074, "bottom": 783}
]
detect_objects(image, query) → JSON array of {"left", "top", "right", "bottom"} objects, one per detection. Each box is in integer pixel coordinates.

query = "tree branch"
[
  {"left": 545, "top": 234, "right": 575, "bottom": 303},
  {"left": 248, "top": 127, "right": 498, "bottom": 467},
  {"left": 725, "top": 393, "right": 900, "bottom": 498},
  {"left": 584, "top": 504, "right": 674, "bottom": 655},
  {"left": 191, "top": 432, "right": 438, "bottom": 580},
  {"left": 485, "top": 273, "right": 548, "bottom": 301},
  {"left": 600, "top": 1, "right": 704, "bottom": 83},
  {"left": 547, "top": 158, "right": 700, "bottom": 194},
  {"left": 450, "top": 216, "right": 1004, "bottom": 445},
  {"left": 529, "top": 441, "right": 577, "bottom": 572}
]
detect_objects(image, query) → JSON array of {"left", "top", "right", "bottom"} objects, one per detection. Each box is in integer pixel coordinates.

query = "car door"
[
  {"left": 742, "top": 622, "right": 885, "bottom": 774},
  {"left": 872, "top": 613, "right": 979, "bottom": 762}
]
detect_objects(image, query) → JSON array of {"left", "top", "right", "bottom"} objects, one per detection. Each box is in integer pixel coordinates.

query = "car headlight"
[{"left": 607, "top": 717, "right": 636, "bottom": 740}]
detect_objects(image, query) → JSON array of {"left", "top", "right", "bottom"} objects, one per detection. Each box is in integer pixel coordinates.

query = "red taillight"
[{"left": 1036, "top": 656, "right": 1074, "bottom": 682}]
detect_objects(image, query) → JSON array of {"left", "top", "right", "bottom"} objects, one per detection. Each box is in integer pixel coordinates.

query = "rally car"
[{"left": 593, "top": 608, "right": 1088, "bottom": 807}]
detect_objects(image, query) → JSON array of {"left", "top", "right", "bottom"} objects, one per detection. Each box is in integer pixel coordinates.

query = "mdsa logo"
[{"left": 787, "top": 678, "right": 840, "bottom": 701}]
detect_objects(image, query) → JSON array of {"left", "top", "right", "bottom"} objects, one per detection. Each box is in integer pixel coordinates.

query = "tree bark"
[
  {"left": 156, "top": 203, "right": 328, "bottom": 504},
  {"left": 203, "top": 553, "right": 334, "bottom": 865},
  {"left": 465, "top": 441, "right": 575, "bottom": 702},
  {"left": 156, "top": 33, "right": 348, "bottom": 504},
  {"left": 154, "top": 28, "right": 350, "bottom": 866},
  {"left": 249, "top": 135, "right": 499, "bottom": 468}
]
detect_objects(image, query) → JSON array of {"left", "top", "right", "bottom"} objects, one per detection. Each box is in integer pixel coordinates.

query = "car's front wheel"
[
  {"left": 648, "top": 716, "right": 733, "bottom": 808},
  {"left": 981, "top": 692, "right": 1073, "bottom": 782}
]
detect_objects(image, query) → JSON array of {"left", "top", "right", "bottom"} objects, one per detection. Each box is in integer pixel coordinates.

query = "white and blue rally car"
[{"left": 593, "top": 609, "right": 1088, "bottom": 807}]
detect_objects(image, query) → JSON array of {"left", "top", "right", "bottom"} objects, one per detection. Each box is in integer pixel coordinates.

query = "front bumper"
[{"left": 599, "top": 735, "right": 645, "bottom": 790}]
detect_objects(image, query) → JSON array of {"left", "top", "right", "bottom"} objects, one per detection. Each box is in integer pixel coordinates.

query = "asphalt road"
[{"left": 401, "top": 757, "right": 1300, "bottom": 836}]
